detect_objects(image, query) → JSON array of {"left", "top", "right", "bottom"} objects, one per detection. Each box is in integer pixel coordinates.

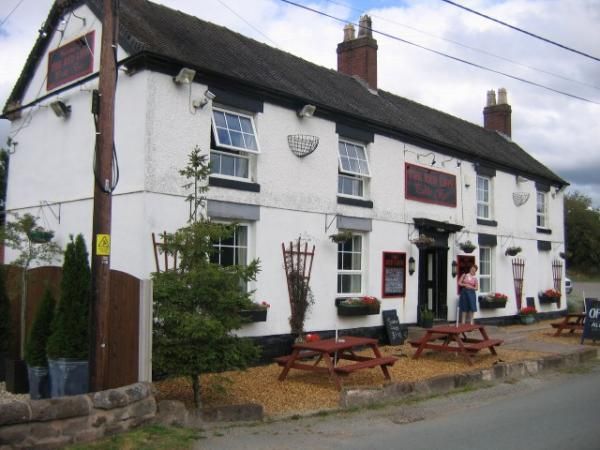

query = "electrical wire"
[
  {"left": 0, "top": 0, "right": 25, "bottom": 27},
  {"left": 277, "top": 0, "right": 600, "bottom": 105},
  {"left": 323, "top": 0, "right": 600, "bottom": 91},
  {"left": 216, "top": 0, "right": 279, "bottom": 48},
  {"left": 440, "top": 0, "right": 600, "bottom": 63}
]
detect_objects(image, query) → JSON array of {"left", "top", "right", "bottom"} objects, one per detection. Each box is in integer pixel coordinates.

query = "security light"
[
  {"left": 173, "top": 67, "right": 196, "bottom": 84},
  {"left": 50, "top": 100, "right": 71, "bottom": 118},
  {"left": 297, "top": 104, "right": 316, "bottom": 118}
]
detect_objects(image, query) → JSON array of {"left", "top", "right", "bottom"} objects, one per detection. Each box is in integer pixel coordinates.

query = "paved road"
[
  {"left": 572, "top": 281, "right": 600, "bottom": 299},
  {"left": 196, "top": 361, "right": 600, "bottom": 450}
]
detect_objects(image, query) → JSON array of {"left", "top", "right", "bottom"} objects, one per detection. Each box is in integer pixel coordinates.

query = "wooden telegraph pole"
[{"left": 90, "top": 0, "right": 118, "bottom": 392}]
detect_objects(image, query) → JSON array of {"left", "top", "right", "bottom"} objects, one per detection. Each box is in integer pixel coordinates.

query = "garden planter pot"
[
  {"left": 520, "top": 315, "right": 535, "bottom": 325},
  {"left": 27, "top": 365, "right": 50, "bottom": 400},
  {"left": 240, "top": 309, "right": 267, "bottom": 322},
  {"left": 5, "top": 358, "right": 29, "bottom": 394},
  {"left": 420, "top": 318, "right": 433, "bottom": 329},
  {"left": 48, "top": 358, "right": 89, "bottom": 397}
]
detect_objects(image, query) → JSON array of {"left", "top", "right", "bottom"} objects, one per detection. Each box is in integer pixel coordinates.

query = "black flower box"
[
  {"left": 538, "top": 294, "right": 559, "bottom": 304},
  {"left": 240, "top": 309, "right": 267, "bottom": 322},
  {"left": 478, "top": 298, "right": 508, "bottom": 309},
  {"left": 336, "top": 304, "right": 380, "bottom": 317}
]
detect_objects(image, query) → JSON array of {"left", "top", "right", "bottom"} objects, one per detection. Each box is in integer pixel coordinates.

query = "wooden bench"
[
  {"left": 333, "top": 356, "right": 398, "bottom": 375},
  {"left": 274, "top": 350, "right": 321, "bottom": 366},
  {"left": 463, "top": 339, "right": 503, "bottom": 352},
  {"left": 551, "top": 323, "right": 583, "bottom": 331}
]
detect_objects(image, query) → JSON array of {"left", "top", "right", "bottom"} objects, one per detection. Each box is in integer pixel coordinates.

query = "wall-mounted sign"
[
  {"left": 405, "top": 163, "right": 457, "bottom": 207},
  {"left": 47, "top": 31, "right": 95, "bottom": 91},
  {"left": 381, "top": 252, "right": 406, "bottom": 298}
]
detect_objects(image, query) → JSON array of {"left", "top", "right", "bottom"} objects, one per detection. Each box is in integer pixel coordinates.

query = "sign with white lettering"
[
  {"left": 382, "top": 252, "right": 406, "bottom": 298},
  {"left": 47, "top": 32, "right": 95, "bottom": 91},
  {"left": 405, "top": 163, "right": 457, "bottom": 207},
  {"left": 581, "top": 298, "right": 600, "bottom": 344}
]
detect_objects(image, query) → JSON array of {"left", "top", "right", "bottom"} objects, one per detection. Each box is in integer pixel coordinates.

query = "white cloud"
[{"left": 1, "top": 0, "right": 599, "bottom": 205}]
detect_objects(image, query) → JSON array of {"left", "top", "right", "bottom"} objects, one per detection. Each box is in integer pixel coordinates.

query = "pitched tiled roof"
[{"left": 5, "top": 0, "right": 566, "bottom": 185}]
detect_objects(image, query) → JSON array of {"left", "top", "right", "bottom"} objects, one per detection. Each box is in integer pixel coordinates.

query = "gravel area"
[
  {"left": 0, "top": 382, "right": 28, "bottom": 404},
  {"left": 154, "top": 343, "right": 545, "bottom": 418}
]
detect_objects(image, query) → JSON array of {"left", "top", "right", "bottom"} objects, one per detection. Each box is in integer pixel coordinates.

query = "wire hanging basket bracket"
[
  {"left": 287, "top": 134, "right": 319, "bottom": 158},
  {"left": 512, "top": 192, "right": 530, "bottom": 207}
]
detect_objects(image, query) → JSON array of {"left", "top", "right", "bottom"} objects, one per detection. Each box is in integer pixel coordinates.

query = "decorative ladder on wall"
[
  {"left": 282, "top": 238, "right": 315, "bottom": 336},
  {"left": 552, "top": 259, "right": 563, "bottom": 308},
  {"left": 152, "top": 231, "right": 179, "bottom": 273},
  {"left": 512, "top": 258, "right": 525, "bottom": 311}
]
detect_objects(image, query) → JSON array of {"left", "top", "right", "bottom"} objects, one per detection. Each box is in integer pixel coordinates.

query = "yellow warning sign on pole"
[{"left": 96, "top": 234, "right": 111, "bottom": 256}]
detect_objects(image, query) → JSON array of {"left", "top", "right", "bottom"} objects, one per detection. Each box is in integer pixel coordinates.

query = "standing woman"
[{"left": 458, "top": 264, "right": 478, "bottom": 324}]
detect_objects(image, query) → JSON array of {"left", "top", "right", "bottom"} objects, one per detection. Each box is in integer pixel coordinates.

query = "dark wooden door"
[{"left": 418, "top": 247, "right": 448, "bottom": 320}]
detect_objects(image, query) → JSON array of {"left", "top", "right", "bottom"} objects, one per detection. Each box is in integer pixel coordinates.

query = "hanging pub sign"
[
  {"left": 581, "top": 298, "right": 600, "bottom": 344},
  {"left": 405, "top": 163, "right": 457, "bottom": 207},
  {"left": 381, "top": 252, "right": 406, "bottom": 298},
  {"left": 47, "top": 32, "right": 95, "bottom": 91}
]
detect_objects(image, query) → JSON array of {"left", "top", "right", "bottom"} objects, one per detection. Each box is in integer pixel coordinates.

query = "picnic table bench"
[
  {"left": 409, "top": 324, "right": 503, "bottom": 365},
  {"left": 551, "top": 313, "right": 585, "bottom": 336},
  {"left": 276, "top": 336, "right": 398, "bottom": 390}
]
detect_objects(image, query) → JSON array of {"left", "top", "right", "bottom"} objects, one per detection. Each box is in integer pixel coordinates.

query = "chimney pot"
[
  {"left": 486, "top": 90, "right": 496, "bottom": 106},
  {"left": 497, "top": 87, "right": 508, "bottom": 105},
  {"left": 358, "top": 15, "right": 373, "bottom": 38},
  {"left": 343, "top": 24, "right": 355, "bottom": 42}
]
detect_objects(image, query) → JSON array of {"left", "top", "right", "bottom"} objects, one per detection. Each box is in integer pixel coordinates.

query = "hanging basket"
[
  {"left": 287, "top": 134, "right": 319, "bottom": 158},
  {"left": 512, "top": 192, "right": 530, "bottom": 207}
]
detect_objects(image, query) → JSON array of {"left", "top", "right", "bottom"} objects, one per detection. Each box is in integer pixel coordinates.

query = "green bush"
[
  {"left": 47, "top": 235, "right": 91, "bottom": 359},
  {"left": 24, "top": 288, "right": 55, "bottom": 367},
  {"left": 0, "top": 266, "right": 11, "bottom": 353}
]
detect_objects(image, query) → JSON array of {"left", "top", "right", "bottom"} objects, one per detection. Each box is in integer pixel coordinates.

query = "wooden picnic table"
[
  {"left": 275, "top": 336, "right": 398, "bottom": 390},
  {"left": 409, "top": 324, "right": 503, "bottom": 365},
  {"left": 551, "top": 313, "right": 585, "bottom": 336}
]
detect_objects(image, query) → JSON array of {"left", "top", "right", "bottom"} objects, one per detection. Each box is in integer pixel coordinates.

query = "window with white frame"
[
  {"left": 210, "top": 108, "right": 259, "bottom": 179},
  {"left": 476, "top": 175, "right": 492, "bottom": 219},
  {"left": 479, "top": 246, "right": 492, "bottom": 294},
  {"left": 210, "top": 224, "right": 249, "bottom": 290},
  {"left": 337, "top": 140, "right": 370, "bottom": 198},
  {"left": 337, "top": 234, "right": 363, "bottom": 294},
  {"left": 536, "top": 191, "right": 548, "bottom": 228}
]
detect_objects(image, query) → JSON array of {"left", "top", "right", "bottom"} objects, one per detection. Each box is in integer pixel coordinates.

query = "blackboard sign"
[
  {"left": 382, "top": 252, "right": 406, "bottom": 298},
  {"left": 382, "top": 310, "right": 406, "bottom": 345},
  {"left": 405, "top": 163, "right": 457, "bottom": 207},
  {"left": 581, "top": 298, "right": 600, "bottom": 344},
  {"left": 47, "top": 32, "right": 95, "bottom": 91}
]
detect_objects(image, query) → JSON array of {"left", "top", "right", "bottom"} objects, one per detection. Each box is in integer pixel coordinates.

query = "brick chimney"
[
  {"left": 483, "top": 88, "right": 511, "bottom": 137},
  {"left": 337, "top": 15, "right": 378, "bottom": 90}
]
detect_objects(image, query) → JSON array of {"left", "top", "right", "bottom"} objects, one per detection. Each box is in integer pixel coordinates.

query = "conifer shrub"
[
  {"left": 47, "top": 235, "right": 91, "bottom": 359},
  {"left": 24, "top": 288, "right": 55, "bottom": 367}
]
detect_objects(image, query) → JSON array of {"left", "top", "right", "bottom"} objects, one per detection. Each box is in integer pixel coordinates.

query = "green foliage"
[
  {"left": 287, "top": 269, "right": 314, "bottom": 335},
  {"left": 1, "top": 213, "right": 61, "bottom": 268},
  {"left": 565, "top": 191, "right": 600, "bottom": 275},
  {"left": 0, "top": 267, "right": 11, "bottom": 353},
  {"left": 179, "top": 146, "right": 210, "bottom": 223},
  {"left": 47, "top": 235, "right": 91, "bottom": 359},
  {"left": 25, "top": 288, "right": 55, "bottom": 367},
  {"left": 152, "top": 148, "right": 261, "bottom": 408}
]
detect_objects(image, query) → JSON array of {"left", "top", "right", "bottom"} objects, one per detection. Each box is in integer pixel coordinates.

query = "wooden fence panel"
[{"left": 107, "top": 270, "right": 140, "bottom": 389}]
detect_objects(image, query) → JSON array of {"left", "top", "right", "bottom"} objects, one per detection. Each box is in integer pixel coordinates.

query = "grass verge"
[{"left": 65, "top": 425, "right": 202, "bottom": 450}]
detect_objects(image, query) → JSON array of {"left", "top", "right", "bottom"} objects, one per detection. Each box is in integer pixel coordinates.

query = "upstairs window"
[
  {"left": 337, "top": 234, "right": 363, "bottom": 295},
  {"left": 212, "top": 109, "right": 259, "bottom": 152},
  {"left": 537, "top": 191, "right": 548, "bottom": 228},
  {"left": 210, "top": 108, "right": 259, "bottom": 180},
  {"left": 477, "top": 175, "right": 492, "bottom": 219},
  {"left": 337, "top": 140, "right": 370, "bottom": 198}
]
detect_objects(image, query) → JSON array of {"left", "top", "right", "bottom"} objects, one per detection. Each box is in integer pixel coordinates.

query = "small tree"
[
  {"left": 47, "top": 234, "right": 91, "bottom": 360},
  {"left": 24, "top": 288, "right": 55, "bottom": 367},
  {"left": 0, "top": 213, "right": 61, "bottom": 358},
  {"left": 152, "top": 148, "right": 260, "bottom": 409}
]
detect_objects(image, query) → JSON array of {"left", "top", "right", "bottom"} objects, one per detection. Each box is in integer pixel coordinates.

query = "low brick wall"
[{"left": 0, "top": 382, "right": 156, "bottom": 449}]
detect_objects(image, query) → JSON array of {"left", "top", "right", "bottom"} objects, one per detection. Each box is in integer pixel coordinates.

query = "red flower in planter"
[{"left": 519, "top": 306, "right": 537, "bottom": 316}]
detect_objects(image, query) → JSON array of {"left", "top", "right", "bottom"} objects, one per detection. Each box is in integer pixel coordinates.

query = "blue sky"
[{"left": 1, "top": 0, "right": 599, "bottom": 206}]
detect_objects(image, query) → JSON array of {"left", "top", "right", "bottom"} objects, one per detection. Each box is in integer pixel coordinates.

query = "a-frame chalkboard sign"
[{"left": 382, "top": 310, "right": 407, "bottom": 345}]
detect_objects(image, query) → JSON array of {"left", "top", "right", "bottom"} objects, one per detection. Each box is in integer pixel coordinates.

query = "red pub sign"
[
  {"left": 47, "top": 32, "right": 95, "bottom": 91},
  {"left": 405, "top": 162, "right": 457, "bottom": 207}
]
